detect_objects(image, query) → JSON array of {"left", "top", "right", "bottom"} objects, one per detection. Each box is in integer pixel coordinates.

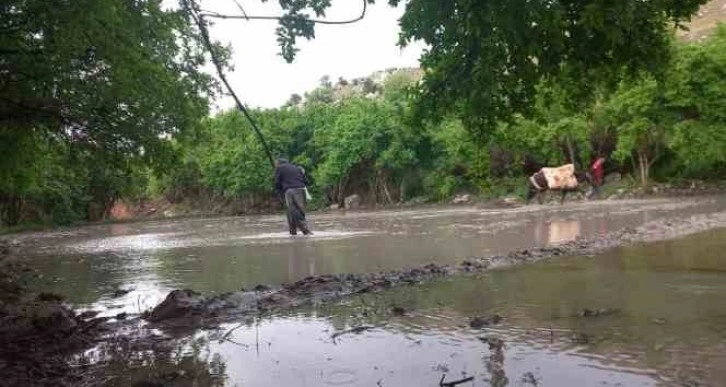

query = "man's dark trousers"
[{"left": 284, "top": 188, "right": 310, "bottom": 235}]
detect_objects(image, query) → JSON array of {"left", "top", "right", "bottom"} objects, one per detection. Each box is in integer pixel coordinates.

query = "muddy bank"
[
  {"left": 108, "top": 180, "right": 726, "bottom": 222},
  {"left": 144, "top": 209, "right": 726, "bottom": 328},
  {"left": 0, "top": 242, "right": 109, "bottom": 387}
]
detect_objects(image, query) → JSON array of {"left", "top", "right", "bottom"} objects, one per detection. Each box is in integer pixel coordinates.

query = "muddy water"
[
  {"left": 94, "top": 228, "right": 726, "bottom": 387},
  {"left": 7, "top": 197, "right": 726, "bottom": 315}
]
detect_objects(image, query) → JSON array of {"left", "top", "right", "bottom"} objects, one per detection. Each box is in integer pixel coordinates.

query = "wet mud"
[
  {"left": 0, "top": 243, "right": 109, "bottom": 387},
  {"left": 143, "top": 210, "right": 726, "bottom": 328}
]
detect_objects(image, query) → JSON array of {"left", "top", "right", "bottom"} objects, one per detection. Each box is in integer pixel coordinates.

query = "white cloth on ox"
[
  {"left": 541, "top": 163, "right": 578, "bottom": 190},
  {"left": 529, "top": 175, "right": 544, "bottom": 190}
]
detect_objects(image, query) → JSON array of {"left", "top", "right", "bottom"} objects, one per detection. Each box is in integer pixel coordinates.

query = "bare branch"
[
  {"left": 230, "top": 0, "right": 249, "bottom": 20},
  {"left": 201, "top": 0, "right": 368, "bottom": 25},
  {"left": 184, "top": 0, "right": 276, "bottom": 169}
]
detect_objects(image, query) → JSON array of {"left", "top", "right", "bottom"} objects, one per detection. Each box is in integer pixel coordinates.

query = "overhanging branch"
[
  {"left": 201, "top": 0, "right": 368, "bottom": 25},
  {"left": 186, "top": 0, "right": 276, "bottom": 169}
]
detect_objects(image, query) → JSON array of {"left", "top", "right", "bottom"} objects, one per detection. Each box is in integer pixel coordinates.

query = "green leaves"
[
  {"left": 0, "top": 0, "right": 219, "bottom": 225},
  {"left": 665, "top": 25, "right": 726, "bottom": 173},
  {"left": 391, "top": 0, "right": 706, "bottom": 137}
]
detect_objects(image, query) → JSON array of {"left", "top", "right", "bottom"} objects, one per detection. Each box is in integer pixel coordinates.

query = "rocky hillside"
[{"left": 679, "top": 0, "right": 726, "bottom": 41}]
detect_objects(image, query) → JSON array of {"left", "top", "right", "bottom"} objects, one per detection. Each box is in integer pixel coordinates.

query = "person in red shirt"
[{"left": 589, "top": 156, "right": 606, "bottom": 199}]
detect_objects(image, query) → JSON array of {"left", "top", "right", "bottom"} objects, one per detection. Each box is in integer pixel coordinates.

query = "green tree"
[
  {"left": 666, "top": 25, "right": 726, "bottom": 175},
  {"left": 606, "top": 78, "right": 671, "bottom": 187},
  {"left": 0, "top": 0, "right": 220, "bottom": 225},
  {"left": 389, "top": 0, "right": 705, "bottom": 136}
]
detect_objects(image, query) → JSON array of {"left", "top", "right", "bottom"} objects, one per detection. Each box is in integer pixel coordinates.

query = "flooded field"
[
  {"left": 6, "top": 197, "right": 726, "bottom": 316},
  {"left": 91, "top": 228, "right": 726, "bottom": 387}
]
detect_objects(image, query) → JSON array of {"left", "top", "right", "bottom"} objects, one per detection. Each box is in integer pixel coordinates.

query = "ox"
[{"left": 525, "top": 163, "right": 591, "bottom": 205}]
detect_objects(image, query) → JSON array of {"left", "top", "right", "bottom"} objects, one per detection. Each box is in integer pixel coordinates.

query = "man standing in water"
[
  {"left": 588, "top": 156, "right": 607, "bottom": 199},
  {"left": 274, "top": 157, "right": 312, "bottom": 235}
]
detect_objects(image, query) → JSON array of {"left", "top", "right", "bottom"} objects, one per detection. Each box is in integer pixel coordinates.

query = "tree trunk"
[
  {"left": 566, "top": 137, "right": 576, "bottom": 167},
  {"left": 399, "top": 180, "right": 405, "bottom": 203},
  {"left": 337, "top": 176, "right": 348, "bottom": 205},
  {"left": 383, "top": 177, "right": 394, "bottom": 205},
  {"left": 638, "top": 151, "right": 649, "bottom": 187},
  {"left": 0, "top": 195, "right": 24, "bottom": 227}
]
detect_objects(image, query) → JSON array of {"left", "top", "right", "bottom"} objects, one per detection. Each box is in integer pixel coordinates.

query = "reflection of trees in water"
[
  {"left": 485, "top": 341, "right": 508, "bottom": 387},
  {"left": 277, "top": 232, "right": 726, "bottom": 386},
  {"left": 85, "top": 334, "right": 227, "bottom": 387}
]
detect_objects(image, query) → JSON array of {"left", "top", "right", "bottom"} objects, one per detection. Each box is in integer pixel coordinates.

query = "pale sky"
[{"left": 200, "top": 0, "right": 425, "bottom": 110}]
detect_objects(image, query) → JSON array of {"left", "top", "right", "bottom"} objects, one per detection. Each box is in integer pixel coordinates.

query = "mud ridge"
[{"left": 144, "top": 210, "right": 726, "bottom": 328}]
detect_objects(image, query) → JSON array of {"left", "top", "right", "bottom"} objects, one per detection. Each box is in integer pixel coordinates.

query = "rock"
[
  {"left": 329, "top": 204, "right": 340, "bottom": 210},
  {"left": 78, "top": 310, "right": 100, "bottom": 320},
  {"left": 146, "top": 289, "right": 203, "bottom": 323},
  {"left": 36, "top": 292, "right": 64, "bottom": 302},
  {"left": 344, "top": 194, "right": 361, "bottom": 209},
  {"left": 652, "top": 317, "right": 667, "bottom": 325},
  {"left": 502, "top": 196, "right": 519, "bottom": 206},
  {"left": 479, "top": 336, "right": 505, "bottom": 350},
  {"left": 115, "top": 312, "right": 128, "bottom": 320},
  {"left": 469, "top": 314, "right": 503, "bottom": 328},
  {"left": 520, "top": 372, "right": 540, "bottom": 386},
  {"left": 112, "top": 288, "right": 132, "bottom": 298},
  {"left": 254, "top": 284, "right": 271, "bottom": 292},
  {"left": 163, "top": 209, "right": 176, "bottom": 218},
  {"left": 604, "top": 173, "right": 622, "bottom": 184},
  {"left": 391, "top": 306, "right": 406, "bottom": 316},
  {"left": 452, "top": 194, "right": 471, "bottom": 204}
]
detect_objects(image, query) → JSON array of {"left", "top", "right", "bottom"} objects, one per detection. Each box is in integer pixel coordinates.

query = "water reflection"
[
  {"left": 285, "top": 242, "right": 318, "bottom": 283},
  {"left": 533, "top": 218, "right": 583, "bottom": 245},
  {"left": 83, "top": 334, "right": 228, "bottom": 386}
]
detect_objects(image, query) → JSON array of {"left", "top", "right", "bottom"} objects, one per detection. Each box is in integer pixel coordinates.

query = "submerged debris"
[
  {"left": 331, "top": 325, "right": 376, "bottom": 342},
  {"left": 579, "top": 308, "right": 620, "bottom": 317},
  {"left": 439, "top": 374, "right": 475, "bottom": 387},
  {"left": 520, "top": 371, "right": 540, "bottom": 386},
  {"left": 469, "top": 314, "right": 503, "bottom": 328}
]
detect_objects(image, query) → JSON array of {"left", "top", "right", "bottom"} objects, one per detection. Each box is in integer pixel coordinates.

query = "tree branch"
[
  {"left": 201, "top": 0, "right": 368, "bottom": 25},
  {"left": 185, "top": 0, "right": 276, "bottom": 169}
]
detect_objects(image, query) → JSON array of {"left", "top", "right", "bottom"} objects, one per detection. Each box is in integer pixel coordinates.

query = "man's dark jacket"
[{"left": 274, "top": 162, "right": 308, "bottom": 196}]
